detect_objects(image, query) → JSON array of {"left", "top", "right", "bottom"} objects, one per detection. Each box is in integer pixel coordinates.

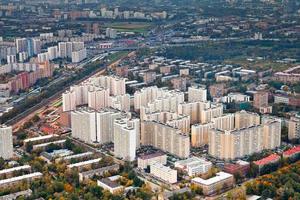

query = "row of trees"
[{"left": 246, "top": 161, "right": 300, "bottom": 199}]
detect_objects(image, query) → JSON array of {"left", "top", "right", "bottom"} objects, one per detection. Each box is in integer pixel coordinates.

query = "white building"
[
  {"left": 114, "top": 118, "right": 139, "bottom": 161},
  {"left": 106, "top": 28, "right": 117, "bottom": 39},
  {"left": 192, "top": 172, "right": 234, "bottom": 196},
  {"left": 188, "top": 86, "right": 207, "bottom": 102},
  {"left": 137, "top": 152, "right": 167, "bottom": 169},
  {"left": 32, "top": 39, "right": 41, "bottom": 55},
  {"left": 7, "top": 55, "right": 17, "bottom": 64},
  {"left": 0, "top": 125, "right": 13, "bottom": 160},
  {"left": 37, "top": 52, "right": 49, "bottom": 62},
  {"left": 71, "top": 108, "right": 97, "bottom": 143},
  {"left": 150, "top": 163, "right": 177, "bottom": 184},
  {"left": 214, "top": 93, "right": 250, "bottom": 103},
  {"left": 47, "top": 46, "right": 58, "bottom": 60},
  {"left": 175, "top": 157, "right": 212, "bottom": 176},
  {"left": 72, "top": 48, "right": 87, "bottom": 63}
]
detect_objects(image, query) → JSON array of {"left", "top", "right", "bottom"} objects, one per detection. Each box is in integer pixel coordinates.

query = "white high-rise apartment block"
[
  {"left": 62, "top": 76, "right": 126, "bottom": 112},
  {"left": 289, "top": 115, "right": 300, "bottom": 140},
  {"left": 140, "top": 91, "right": 185, "bottom": 120},
  {"left": 141, "top": 121, "right": 190, "bottom": 158},
  {"left": 47, "top": 46, "right": 58, "bottom": 60},
  {"left": 72, "top": 48, "right": 87, "bottom": 63},
  {"left": 58, "top": 42, "right": 67, "bottom": 58},
  {"left": 0, "top": 125, "right": 13, "bottom": 160},
  {"left": 207, "top": 111, "right": 281, "bottom": 160},
  {"left": 109, "top": 94, "right": 131, "bottom": 112},
  {"left": 15, "top": 38, "right": 27, "bottom": 53},
  {"left": 191, "top": 123, "right": 214, "bottom": 147},
  {"left": 262, "top": 120, "right": 281, "bottom": 150},
  {"left": 234, "top": 110, "right": 260, "bottom": 129},
  {"left": 178, "top": 101, "right": 223, "bottom": 124},
  {"left": 114, "top": 118, "right": 139, "bottom": 161},
  {"left": 18, "top": 52, "right": 28, "bottom": 63},
  {"left": 37, "top": 52, "right": 49, "bottom": 62},
  {"left": 32, "top": 39, "right": 41, "bottom": 55},
  {"left": 71, "top": 108, "right": 137, "bottom": 146},
  {"left": 142, "top": 111, "right": 190, "bottom": 134},
  {"left": 72, "top": 42, "right": 84, "bottom": 52},
  {"left": 71, "top": 108, "right": 97, "bottom": 143},
  {"left": 66, "top": 42, "right": 73, "bottom": 58},
  {"left": 7, "top": 55, "right": 17, "bottom": 64},
  {"left": 188, "top": 86, "right": 207, "bottom": 102},
  {"left": 209, "top": 126, "right": 264, "bottom": 160},
  {"left": 96, "top": 109, "right": 124, "bottom": 144},
  {"left": 211, "top": 113, "right": 235, "bottom": 131},
  {"left": 90, "top": 76, "right": 126, "bottom": 96},
  {"left": 106, "top": 28, "right": 117, "bottom": 39},
  {"left": 88, "top": 87, "right": 110, "bottom": 110},
  {"left": 134, "top": 86, "right": 184, "bottom": 112}
]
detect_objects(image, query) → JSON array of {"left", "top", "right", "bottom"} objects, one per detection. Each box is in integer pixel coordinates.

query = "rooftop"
[
  {"left": 192, "top": 172, "right": 233, "bottom": 186},
  {"left": 24, "top": 134, "right": 58, "bottom": 143},
  {"left": 67, "top": 158, "right": 101, "bottom": 168},
  {"left": 253, "top": 154, "right": 280, "bottom": 166},
  {"left": 0, "top": 165, "right": 31, "bottom": 175},
  {"left": 0, "top": 172, "right": 43, "bottom": 185},
  {"left": 138, "top": 152, "right": 166, "bottom": 160},
  {"left": 283, "top": 146, "right": 300, "bottom": 156},
  {"left": 98, "top": 178, "right": 121, "bottom": 188}
]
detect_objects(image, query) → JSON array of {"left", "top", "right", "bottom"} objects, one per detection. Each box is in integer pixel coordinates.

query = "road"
[{"left": 10, "top": 51, "right": 133, "bottom": 131}]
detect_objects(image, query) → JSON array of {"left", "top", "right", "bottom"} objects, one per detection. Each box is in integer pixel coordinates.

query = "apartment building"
[
  {"left": 0, "top": 125, "right": 13, "bottom": 160},
  {"left": 114, "top": 118, "right": 139, "bottom": 161},
  {"left": 141, "top": 121, "right": 190, "bottom": 158},
  {"left": 150, "top": 163, "right": 177, "bottom": 184}
]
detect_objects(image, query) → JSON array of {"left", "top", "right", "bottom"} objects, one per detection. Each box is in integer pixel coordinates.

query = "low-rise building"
[
  {"left": 79, "top": 164, "right": 120, "bottom": 182},
  {"left": 150, "top": 163, "right": 177, "bottom": 184},
  {"left": 223, "top": 160, "right": 250, "bottom": 175},
  {"left": 283, "top": 146, "right": 300, "bottom": 159},
  {"left": 67, "top": 158, "right": 102, "bottom": 170},
  {"left": 97, "top": 176, "right": 124, "bottom": 194},
  {"left": 174, "top": 157, "right": 212, "bottom": 176},
  {"left": 191, "top": 172, "right": 234, "bottom": 196},
  {"left": 253, "top": 154, "right": 280, "bottom": 170},
  {"left": 0, "top": 165, "right": 31, "bottom": 179},
  {"left": 0, "top": 172, "right": 43, "bottom": 189},
  {"left": 137, "top": 152, "right": 167, "bottom": 169}
]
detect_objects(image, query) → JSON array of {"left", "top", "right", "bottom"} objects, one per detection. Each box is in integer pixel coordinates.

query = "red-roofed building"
[
  {"left": 224, "top": 160, "right": 250, "bottom": 175},
  {"left": 41, "top": 125, "right": 56, "bottom": 135},
  {"left": 253, "top": 154, "right": 280, "bottom": 169},
  {"left": 283, "top": 146, "right": 300, "bottom": 159}
]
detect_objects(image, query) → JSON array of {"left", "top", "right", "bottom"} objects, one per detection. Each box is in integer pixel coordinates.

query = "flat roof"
[
  {"left": 80, "top": 164, "right": 119, "bottom": 176},
  {"left": 175, "top": 157, "right": 211, "bottom": 166},
  {"left": 98, "top": 178, "right": 121, "bottom": 188},
  {"left": 0, "top": 165, "right": 31, "bottom": 175},
  {"left": 62, "top": 152, "right": 93, "bottom": 160},
  {"left": 283, "top": 146, "right": 300, "bottom": 156},
  {"left": 33, "top": 139, "right": 66, "bottom": 148},
  {"left": 253, "top": 154, "right": 280, "bottom": 166},
  {"left": 192, "top": 172, "right": 233, "bottom": 186},
  {"left": 138, "top": 152, "right": 166, "bottom": 160},
  {"left": 24, "top": 134, "right": 58, "bottom": 143},
  {"left": 0, "top": 172, "right": 42, "bottom": 185},
  {"left": 67, "top": 158, "right": 101, "bottom": 168},
  {"left": 151, "top": 162, "right": 176, "bottom": 173}
]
